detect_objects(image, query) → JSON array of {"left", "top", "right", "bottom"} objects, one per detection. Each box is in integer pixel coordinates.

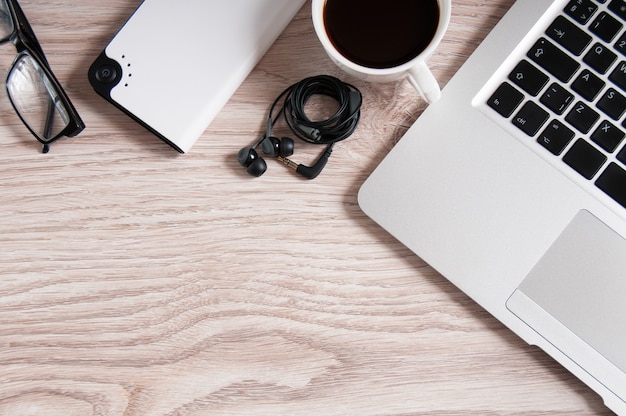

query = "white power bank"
[{"left": 88, "top": 0, "right": 306, "bottom": 152}]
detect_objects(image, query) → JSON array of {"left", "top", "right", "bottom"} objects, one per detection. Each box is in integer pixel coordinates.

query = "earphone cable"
[{"left": 266, "top": 75, "right": 362, "bottom": 145}]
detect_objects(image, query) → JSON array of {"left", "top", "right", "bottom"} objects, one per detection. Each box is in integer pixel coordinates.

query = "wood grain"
[{"left": 0, "top": 1, "right": 615, "bottom": 415}]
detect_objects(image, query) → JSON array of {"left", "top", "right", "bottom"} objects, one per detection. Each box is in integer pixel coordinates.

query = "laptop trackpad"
[{"left": 506, "top": 210, "right": 626, "bottom": 396}]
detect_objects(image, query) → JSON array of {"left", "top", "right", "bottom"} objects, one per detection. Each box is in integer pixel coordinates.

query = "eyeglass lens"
[
  {"left": 6, "top": 53, "right": 71, "bottom": 142},
  {"left": 0, "top": 0, "right": 14, "bottom": 41}
]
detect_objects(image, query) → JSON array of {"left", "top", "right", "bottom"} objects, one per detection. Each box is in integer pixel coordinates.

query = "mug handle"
[{"left": 407, "top": 61, "right": 441, "bottom": 104}]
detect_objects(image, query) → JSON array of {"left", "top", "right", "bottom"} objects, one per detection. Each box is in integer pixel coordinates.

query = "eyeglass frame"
[{"left": 0, "top": 0, "right": 84, "bottom": 153}]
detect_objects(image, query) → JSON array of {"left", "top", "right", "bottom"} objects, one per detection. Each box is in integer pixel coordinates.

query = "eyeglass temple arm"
[
  {"left": 39, "top": 96, "right": 56, "bottom": 153},
  {"left": 10, "top": 0, "right": 47, "bottom": 63}
]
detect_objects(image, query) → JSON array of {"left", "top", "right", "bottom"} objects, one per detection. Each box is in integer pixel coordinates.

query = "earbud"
[
  {"left": 261, "top": 136, "right": 294, "bottom": 158},
  {"left": 237, "top": 147, "right": 267, "bottom": 177},
  {"left": 239, "top": 135, "right": 332, "bottom": 179},
  {"left": 238, "top": 136, "right": 296, "bottom": 177}
]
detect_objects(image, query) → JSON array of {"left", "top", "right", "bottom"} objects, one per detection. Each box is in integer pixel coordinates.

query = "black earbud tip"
[
  {"left": 247, "top": 158, "right": 267, "bottom": 177},
  {"left": 280, "top": 137, "right": 295, "bottom": 158},
  {"left": 238, "top": 147, "right": 257, "bottom": 167}
]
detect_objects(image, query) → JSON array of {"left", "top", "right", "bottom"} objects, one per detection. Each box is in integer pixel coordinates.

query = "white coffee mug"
[{"left": 312, "top": 0, "right": 451, "bottom": 104}]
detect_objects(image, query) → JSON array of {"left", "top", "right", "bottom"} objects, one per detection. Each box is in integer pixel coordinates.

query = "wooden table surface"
[{"left": 0, "top": 1, "right": 617, "bottom": 415}]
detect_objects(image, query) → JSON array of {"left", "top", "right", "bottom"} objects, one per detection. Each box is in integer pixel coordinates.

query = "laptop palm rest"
[{"left": 506, "top": 210, "right": 626, "bottom": 400}]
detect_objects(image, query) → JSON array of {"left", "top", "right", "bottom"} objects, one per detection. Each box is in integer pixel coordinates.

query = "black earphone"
[
  {"left": 238, "top": 75, "right": 362, "bottom": 179},
  {"left": 238, "top": 136, "right": 295, "bottom": 177}
]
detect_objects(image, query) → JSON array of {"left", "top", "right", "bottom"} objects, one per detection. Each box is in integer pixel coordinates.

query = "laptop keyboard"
[{"left": 487, "top": 0, "right": 626, "bottom": 210}]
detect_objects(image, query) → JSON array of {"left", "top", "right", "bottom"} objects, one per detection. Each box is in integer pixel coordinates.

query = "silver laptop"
[{"left": 358, "top": 0, "right": 626, "bottom": 413}]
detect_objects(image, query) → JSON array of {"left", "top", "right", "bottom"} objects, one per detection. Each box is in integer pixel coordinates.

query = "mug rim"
[{"left": 312, "top": 0, "right": 451, "bottom": 76}]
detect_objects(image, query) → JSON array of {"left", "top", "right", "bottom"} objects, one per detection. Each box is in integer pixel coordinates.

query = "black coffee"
[{"left": 323, "top": 0, "right": 439, "bottom": 69}]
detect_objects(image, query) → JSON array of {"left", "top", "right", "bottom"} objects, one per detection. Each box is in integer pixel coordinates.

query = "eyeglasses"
[{"left": 0, "top": 0, "right": 84, "bottom": 153}]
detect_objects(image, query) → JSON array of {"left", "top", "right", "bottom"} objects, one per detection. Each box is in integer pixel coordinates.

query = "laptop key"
[
  {"left": 538, "top": 120, "right": 575, "bottom": 155},
  {"left": 541, "top": 83, "right": 575, "bottom": 114},
  {"left": 563, "top": 138, "right": 607, "bottom": 179},
  {"left": 591, "top": 120, "right": 625, "bottom": 152},
  {"left": 596, "top": 162, "right": 626, "bottom": 208},
  {"left": 566, "top": 101, "right": 600, "bottom": 133},
  {"left": 583, "top": 43, "right": 617, "bottom": 74},
  {"left": 609, "top": 61, "right": 626, "bottom": 91},
  {"left": 608, "top": 0, "right": 626, "bottom": 21},
  {"left": 528, "top": 38, "right": 580, "bottom": 83},
  {"left": 488, "top": 82, "right": 524, "bottom": 117},
  {"left": 572, "top": 69, "right": 606, "bottom": 100},
  {"left": 597, "top": 87, "right": 626, "bottom": 119},
  {"left": 590, "top": 12, "right": 623, "bottom": 42},
  {"left": 615, "top": 31, "right": 626, "bottom": 56},
  {"left": 565, "top": 0, "right": 598, "bottom": 24},
  {"left": 513, "top": 101, "right": 549, "bottom": 136},
  {"left": 546, "top": 15, "right": 592, "bottom": 56},
  {"left": 508, "top": 60, "right": 549, "bottom": 96},
  {"left": 618, "top": 144, "right": 626, "bottom": 164}
]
